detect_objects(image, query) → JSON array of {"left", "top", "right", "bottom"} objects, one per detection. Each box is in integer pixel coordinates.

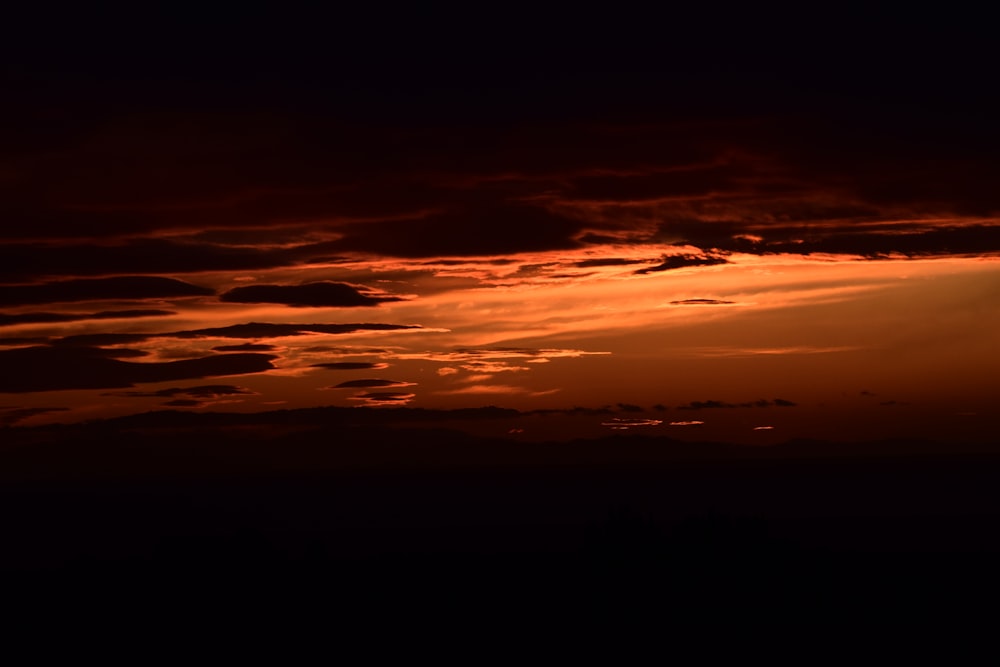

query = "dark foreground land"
[{"left": 2, "top": 408, "right": 999, "bottom": 638}]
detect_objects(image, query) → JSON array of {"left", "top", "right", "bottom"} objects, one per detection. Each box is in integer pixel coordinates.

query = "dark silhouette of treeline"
[{"left": 2, "top": 406, "right": 999, "bottom": 633}]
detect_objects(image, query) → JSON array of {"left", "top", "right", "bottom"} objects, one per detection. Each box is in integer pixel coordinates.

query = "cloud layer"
[{"left": 219, "top": 282, "right": 403, "bottom": 307}]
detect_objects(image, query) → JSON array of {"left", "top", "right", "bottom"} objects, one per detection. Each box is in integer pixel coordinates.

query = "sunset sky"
[{"left": 3, "top": 6, "right": 998, "bottom": 445}]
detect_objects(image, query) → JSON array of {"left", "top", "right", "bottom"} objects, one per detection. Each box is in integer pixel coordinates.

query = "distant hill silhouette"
[{"left": 3, "top": 405, "right": 1000, "bottom": 632}]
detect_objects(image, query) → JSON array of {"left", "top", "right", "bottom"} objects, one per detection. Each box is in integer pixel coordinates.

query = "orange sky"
[
  {"left": 2, "top": 240, "right": 996, "bottom": 443},
  {"left": 2, "top": 19, "right": 999, "bottom": 444}
]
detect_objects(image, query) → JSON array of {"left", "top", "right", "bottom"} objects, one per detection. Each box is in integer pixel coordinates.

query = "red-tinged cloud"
[
  {"left": 678, "top": 399, "right": 797, "bottom": 410},
  {"left": 669, "top": 299, "right": 736, "bottom": 306},
  {"left": 0, "top": 276, "right": 212, "bottom": 307},
  {"left": 330, "top": 204, "right": 584, "bottom": 258},
  {"left": 633, "top": 254, "right": 729, "bottom": 274},
  {"left": 104, "top": 384, "right": 256, "bottom": 399},
  {"left": 0, "top": 309, "right": 175, "bottom": 326},
  {"left": 0, "top": 238, "right": 308, "bottom": 281},
  {"left": 601, "top": 417, "right": 663, "bottom": 429},
  {"left": 0, "top": 347, "right": 276, "bottom": 392},
  {"left": 50, "top": 333, "right": 154, "bottom": 348},
  {"left": 311, "top": 362, "right": 389, "bottom": 371},
  {"left": 166, "top": 322, "right": 420, "bottom": 340},
  {"left": 348, "top": 391, "right": 416, "bottom": 405},
  {"left": 0, "top": 406, "right": 70, "bottom": 426},
  {"left": 31, "top": 323, "right": 418, "bottom": 349},
  {"left": 211, "top": 343, "right": 278, "bottom": 352},
  {"left": 219, "top": 281, "right": 404, "bottom": 307},
  {"left": 329, "top": 379, "right": 415, "bottom": 389},
  {"left": 403, "top": 347, "right": 607, "bottom": 363}
]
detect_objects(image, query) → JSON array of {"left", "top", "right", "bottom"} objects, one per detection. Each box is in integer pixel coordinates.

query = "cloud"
[
  {"left": 0, "top": 276, "right": 213, "bottom": 307},
  {"left": 0, "top": 347, "right": 276, "bottom": 392},
  {"left": 678, "top": 399, "right": 797, "bottom": 410},
  {"left": 167, "top": 322, "right": 421, "bottom": 340},
  {"left": 0, "top": 406, "right": 70, "bottom": 426},
  {"left": 669, "top": 420, "right": 705, "bottom": 426},
  {"left": 687, "top": 346, "right": 858, "bottom": 358},
  {"left": 616, "top": 403, "right": 645, "bottom": 412},
  {"left": 754, "top": 224, "right": 1000, "bottom": 259},
  {"left": 303, "top": 346, "right": 393, "bottom": 354},
  {"left": 634, "top": 254, "right": 729, "bottom": 274},
  {"left": 458, "top": 361, "right": 532, "bottom": 373},
  {"left": 162, "top": 399, "right": 203, "bottom": 407},
  {"left": 436, "top": 384, "right": 558, "bottom": 396},
  {"left": 311, "top": 362, "right": 389, "bottom": 371},
  {"left": 348, "top": 391, "right": 416, "bottom": 406},
  {"left": 32, "top": 323, "right": 419, "bottom": 348},
  {"left": 572, "top": 257, "right": 652, "bottom": 268},
  {"left": 668, "top": 299, "right": 735, "bottom": 305},
  {"left": 402, "top": 347, "right": 608, "bottom": 363},
  {"left": 331, "top": 204, "right": 584, "bottom": 258},
  {"left": 329, "top": 379, "right": 415, "bottom": 389},
  {"left": 601, "top": 417, "right": 663, "bottom": 429},
  {"left": 524, "top": 406, "right": 615, "bottom": 417},
  {"left": 0, "top": 309, "right": 175, "bottom": 327},
  {"left": 0, "top": 238, "right": 328, "bottom": 281},
  {"left": 219, "top": 281, "right": 404, "bottom": 307},
  {"left": 105, "top": 384, "right": 256, "bottom": 399},
  {"left": 51, "top": 333, "right": 153, "bottom": 348},
  {"left": 571, "top": 162, "right": 751, "bottom": 201},
  {"left": 211, "top": 343, "right": 278, "bottom": 352}
]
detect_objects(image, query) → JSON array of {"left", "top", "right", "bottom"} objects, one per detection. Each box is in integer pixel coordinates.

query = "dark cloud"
[
  {"left": 678, "top": 399, "right": 797, "bottom": 410},
  {"left": 219, "top": 282, "right": 403, "bottom": 308},
  {"left": 634, "top": 255, "right": 729, "bottom": 274},
  {"left": 0, "top": 337, "right": 48, "bottom": 346},
  {"left": 162, "top": 399, "right": 203, "bottom": 407},
  {"left": 167, "top": 322, "right": 420, "bottom": 340},
  {"left": 669, "top": 299, "right": 736, "bottom": 305},
  {"left": 0, "top": 309, "right": 174, "bottom": 327},
  {"left": 311, "top": 362, "right": 389, "bottom": 371},
  {"left": 303, "top": 346, "right": 390, "bottom": 354},
  {"left": 572, "top": 258, "right": 652, "bottom": 268},
  {"left": 524, "top": 406, "right": 616, "bottom": 417},
  {"left": 50, "top": 333, "right": 152, "bottom": 347},
  {"left": 636, "top": 255, "right": 729, "bottom": 274},
  {"left": 602, "top": 417, "right": 663, "bottom": 429},
  {"left": 0, "top": 238, "right": 295, "bottom": 281},
  {"left": 570, "top": 163, "right": 750, "bottom": 200},
  {"left": 0, "top": 347, "right": 276, "bottom": 393},
  {"left": 348, "top": 391, "right": 416, "bottom": 405},
  {"left": 760, "top": 224, "right": 1000, "bottom": 259},
  {"left": 330, "top": 379, "right": 414, "bottom": 389},
  {"left": 106, "top": 385, "right": 255, "bottom": 399},
  {"left": 616, "top": 403, "right": 645, "bottom": 413},
  {"left": 331, "top": 204, "right": 584, "bottom": 258},
  {"left": 0, "top": 406, "right": 70, "bottom": 426},
  {"left": 0, "top": 276, "right": 212, "bottom": 307},
  {"left": 211, "top": 343, "right": 278, "bottom": 352},
  {"left": 36, "top": 323, "right": 418, "bottom": 347}
]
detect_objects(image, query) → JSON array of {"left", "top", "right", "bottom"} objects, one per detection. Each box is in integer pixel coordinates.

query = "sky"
[{"left": 2, "top": 7, "right": 998, "bottom": 444}]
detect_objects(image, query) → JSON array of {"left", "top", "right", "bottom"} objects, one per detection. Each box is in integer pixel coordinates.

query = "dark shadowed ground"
[{"left": 3, "top": 408, "right": 999, "bottom": 642}]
